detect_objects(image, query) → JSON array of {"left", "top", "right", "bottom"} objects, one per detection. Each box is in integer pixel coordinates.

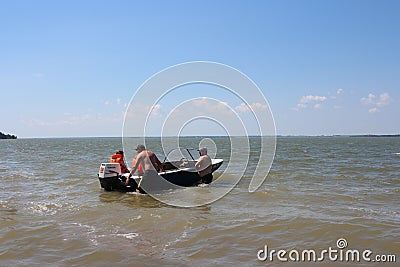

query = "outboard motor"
[{"left": 98, "top": 163, "right": 122, "bottom": 191}]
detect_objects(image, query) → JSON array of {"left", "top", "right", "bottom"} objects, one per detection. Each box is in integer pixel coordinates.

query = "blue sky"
[{"left": 1, "top": 0, "right": 399, "bottom": 137}]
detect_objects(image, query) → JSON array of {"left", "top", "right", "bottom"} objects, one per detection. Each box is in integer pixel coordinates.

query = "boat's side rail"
[{"left": 162, "top": 160, "right": 197, "bottom": 171}]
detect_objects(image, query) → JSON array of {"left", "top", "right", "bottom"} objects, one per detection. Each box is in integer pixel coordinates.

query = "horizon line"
[{"left": 12, "top": 133, "right": 400, "bottom": 139}]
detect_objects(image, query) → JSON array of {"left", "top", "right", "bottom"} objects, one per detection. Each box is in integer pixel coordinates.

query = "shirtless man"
[
  {"left": 195, "top": 147, "right": 213, "bottom": 184},
  {"left": 125, "top": 144, "right": 163, "bottom": 188}
]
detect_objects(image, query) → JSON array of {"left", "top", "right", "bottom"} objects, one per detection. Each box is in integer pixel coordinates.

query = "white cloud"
[
  {"left": 104, "top": 98, "right": 126, "bottom": 107},
  {"left": 149, "top": 103, "right": 162, "bottom": 117},
  {"left": 300, "top": 95, "right": 327, "bottom": 103},
  {"left": 331, "top": 88, "right": 343, "bottom": 99},
  {"left": 161, "top": 98, "right": 250, "bottom": 136},
  {"left": 295, "top": 103, "right": 307, "bottom": 109},
  {"left": 294, "top": 95, "right": 327, "bottom": 110},
  {"left": 376, "top": 92, "right": 392, "bottom": 107},
  {"left": 251, "top": 102, "right": 269, "bottom": 111},
  {"left": 369, "top": 107, "right": 379, "bottom": 113},
  {"left": 360, "top": 92, "right": 392, "bottom": 113},
  {"left": 191, "top": 97, "right": 235, "bottom": 116},
  {"left": 235, "top": 102, "right": 268, "bottom": 113},
  {"left": 235, "top": 103, "right": 249, "bottom": 112},
  {"left": 125, "top": 103, "right": 164, "bottom": 119},
  {"left": 360, "top": 93, "right": 376, "bottom": 105}
]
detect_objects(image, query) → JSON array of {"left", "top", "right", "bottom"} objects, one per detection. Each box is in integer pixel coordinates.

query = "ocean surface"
[{"left": 0, "top": 137, "right": 399, "bottom": 266}]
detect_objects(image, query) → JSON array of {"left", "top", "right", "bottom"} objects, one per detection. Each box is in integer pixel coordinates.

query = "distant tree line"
[{"left": 0, "top": 132, "right": 17, "bottom": 139}]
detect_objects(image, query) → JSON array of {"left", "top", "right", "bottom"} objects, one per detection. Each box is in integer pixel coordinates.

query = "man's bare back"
[
  {"left": 135, "top": 150, "right": 156, "bottom": 172},
  {"left": 126, "top": 145, "right": 163, "bottom": 186}
]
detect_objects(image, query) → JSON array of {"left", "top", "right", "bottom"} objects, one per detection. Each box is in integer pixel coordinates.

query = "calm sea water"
[{"left": 0, "top": 137, "right": 399, "bottom": 266}]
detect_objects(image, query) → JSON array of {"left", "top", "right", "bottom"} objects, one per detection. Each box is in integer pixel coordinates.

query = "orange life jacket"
[
  {"left": 110, "top": 154, "right": 129, "bottom": 173},
  {"left": 132, "top": 155, "right": 144, "bottom": 175}
]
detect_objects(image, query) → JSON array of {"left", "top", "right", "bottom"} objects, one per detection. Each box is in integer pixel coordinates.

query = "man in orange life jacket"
[
  {"left": 110, "top": 150, "right": 129, "bottom": 173},
  {"left": 125, "top": 144, "right": 163, "bottom": 186}
]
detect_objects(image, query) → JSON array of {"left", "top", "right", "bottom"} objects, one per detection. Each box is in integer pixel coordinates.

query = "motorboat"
[{"left": 97, "top": 148, "right": 223, "bottom": 193}]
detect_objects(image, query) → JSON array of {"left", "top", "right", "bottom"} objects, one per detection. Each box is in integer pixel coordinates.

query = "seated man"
[
  {"left": 195, "top": 147, "right": 213, "bottom": 184},
  {"left": 110, "top": 150, "right": 129, "bottom": 173}
]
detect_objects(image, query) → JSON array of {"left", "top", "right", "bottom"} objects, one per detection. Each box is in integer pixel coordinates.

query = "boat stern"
[{"left": 98, "top": 163, "right": 122, "bottom": 191}]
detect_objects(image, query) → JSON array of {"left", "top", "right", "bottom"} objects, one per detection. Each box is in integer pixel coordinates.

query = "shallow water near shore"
[{"left": 0, "top": 136, "right": 399, "bottom": 266}]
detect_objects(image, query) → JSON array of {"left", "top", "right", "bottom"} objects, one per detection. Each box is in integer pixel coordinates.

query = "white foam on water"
[
  {"left": 25, "top": 201, "right": 63, "bottom": 215},
  {"left": 126, "top": 191, "right": 143, "bottom": 195},
  {"left": 116, "top": 232, "right": 139, "bottom": 240},
  {"left": 129, "top": 215, "right": 142, "bottom": 221}
]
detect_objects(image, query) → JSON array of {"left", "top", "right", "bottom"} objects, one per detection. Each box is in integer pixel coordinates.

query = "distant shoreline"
[
  {"left": 350, "top": 134, "right": 400, "bottom": 138},
  {"left": 0, "top": 132, "right": 17, "bottom": 139},
  {"left": 13, "top": 134, "right": 400, "bottom": 139}
]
